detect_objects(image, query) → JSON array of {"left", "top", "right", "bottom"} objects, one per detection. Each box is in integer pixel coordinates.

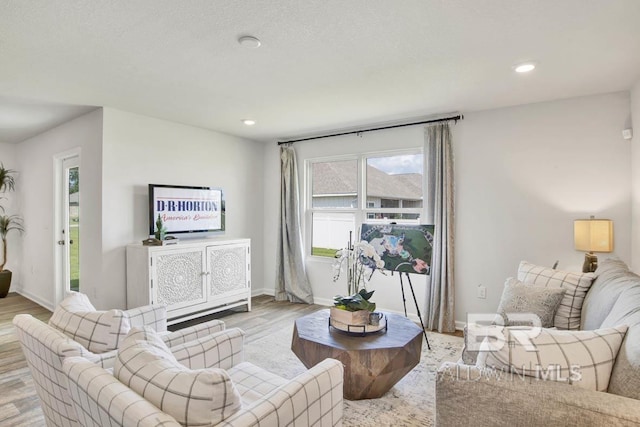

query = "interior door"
[{"left": 58, "top": 155, "right": 80, "bottom": 296}]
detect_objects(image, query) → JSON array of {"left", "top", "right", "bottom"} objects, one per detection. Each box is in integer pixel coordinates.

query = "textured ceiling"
[{"left": 1, "top": 0, "right": 640, "bottom": 143}]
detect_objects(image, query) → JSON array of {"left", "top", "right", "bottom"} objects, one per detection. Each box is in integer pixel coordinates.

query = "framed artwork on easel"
[
  {"left": 360, "top": 223, "right": 435, "bottom": 349},
  {"left": 360, "top": 223, "right": 434, "bottom": 275}
]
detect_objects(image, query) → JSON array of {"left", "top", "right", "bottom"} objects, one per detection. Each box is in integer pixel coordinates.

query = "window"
[{"left": 308, "top": 151, "right": 424, "bottom": 257}]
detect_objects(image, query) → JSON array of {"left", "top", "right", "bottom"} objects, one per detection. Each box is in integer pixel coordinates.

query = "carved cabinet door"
[
  {"left": 206, "top": 242, "right": 250, "bottom": 300},
  {"left": 151, "top": 247, "right": 208, "bottom": 313}
]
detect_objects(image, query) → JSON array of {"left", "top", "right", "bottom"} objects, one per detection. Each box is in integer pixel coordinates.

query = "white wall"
[
  {"left": 455, "top": 92, "right": 631, "bottom": 325},
  {"left": 0, "top": 142, "right": 22, "bottom": 287},
  {"left": 14, "top": 110, "right": 103, "bottom": 309},
  {"left": 263, "top": 92, "right": 632, "bottom": 327},
  {"left": 631, "top": 79, "right": 640, "bottom": 272},
  {"left": 100, "top": 109, "right": 265, "bottom": 310}
]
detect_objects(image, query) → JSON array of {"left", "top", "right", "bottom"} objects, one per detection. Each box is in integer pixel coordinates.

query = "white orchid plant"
[{"left": 332, "top": 238, "right": 386, "bottom": 311}]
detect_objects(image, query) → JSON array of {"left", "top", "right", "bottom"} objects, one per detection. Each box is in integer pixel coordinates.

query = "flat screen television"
[{"left": 149, "top": 184, "right": 225, "bottom": 236}]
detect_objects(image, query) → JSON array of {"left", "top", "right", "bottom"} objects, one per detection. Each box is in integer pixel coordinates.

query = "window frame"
[{"left": 305, "top": 148, "right": 424, "bottom": 259}]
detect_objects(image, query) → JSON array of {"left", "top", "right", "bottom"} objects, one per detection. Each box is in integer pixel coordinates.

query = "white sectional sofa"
[{"left": 436, "top": 259, "right": 640, "bottom": 426}]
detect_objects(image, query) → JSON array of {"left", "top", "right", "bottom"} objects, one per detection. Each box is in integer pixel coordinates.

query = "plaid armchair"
[
  {"left": 13, "top": 302, "right": 225, "bottom": 427},
  {"left": 62, "top": 328, "right": 344, "bottom": 427}
]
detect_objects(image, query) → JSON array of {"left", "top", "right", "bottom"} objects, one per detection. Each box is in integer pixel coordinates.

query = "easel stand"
[{"left": 399, "top": 272, "right": 431, "bottom": 350}]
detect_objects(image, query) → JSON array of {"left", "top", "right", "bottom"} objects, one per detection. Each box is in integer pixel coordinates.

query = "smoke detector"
[{"left": 238, "top": 36, "right": 261, "bottom": 49}]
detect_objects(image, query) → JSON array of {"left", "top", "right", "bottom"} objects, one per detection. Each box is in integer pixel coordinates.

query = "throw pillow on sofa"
[
  {"left": 49, "top": 292, "right": 130, "bottom": 353},
  {"left": 476, "top": 324, "right": 628, "bottom": 391},
  {"left": 460, "top": 278, "right": 565, "bottom": 364},
  {"left": 114, "top": 327, "right": 241, "bottom": 427},
  {"left": 496, "top": 278, "right": 566, "bottom": 328},
  {"left": 517, "top": 261, "right": 595, "bottom": 330}
]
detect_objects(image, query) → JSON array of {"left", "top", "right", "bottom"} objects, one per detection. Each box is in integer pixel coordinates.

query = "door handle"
[
  {"left": 57, "top": 240, "right": 65, "bottom": 245},
  {"left": 69, "top": 240, "right": 74, "bottom": 244}
]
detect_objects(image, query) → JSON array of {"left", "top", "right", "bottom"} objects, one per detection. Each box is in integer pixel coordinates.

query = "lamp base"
[{"left": 582, "top": 253, "right": 598, "bottom": 273}]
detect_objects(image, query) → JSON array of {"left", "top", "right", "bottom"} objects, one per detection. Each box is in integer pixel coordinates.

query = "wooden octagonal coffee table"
[{"left": 291, "top": 309, "right": 423, "bottom": 400}]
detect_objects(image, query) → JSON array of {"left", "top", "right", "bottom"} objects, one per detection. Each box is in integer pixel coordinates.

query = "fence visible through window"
[{"left": 309, "top": 152, "right": 424, "bottom": 257}]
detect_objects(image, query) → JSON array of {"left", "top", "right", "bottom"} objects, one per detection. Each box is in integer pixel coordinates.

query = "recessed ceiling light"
[
  {"left": 242, "top": 119, "right": 256, "bottom": 126},
  {"left": 514, "top": 62, "right": 536, "bottom": 73},
  {"left": 238, "top": 35, "right": 261, "bottom": 49}
]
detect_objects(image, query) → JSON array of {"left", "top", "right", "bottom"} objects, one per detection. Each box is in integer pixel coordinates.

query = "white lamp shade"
[{"left": 574, "top": 219, "right": 613, "bottom": 253}]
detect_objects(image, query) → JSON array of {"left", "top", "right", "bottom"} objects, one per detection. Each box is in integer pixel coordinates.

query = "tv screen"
[{"left": 149, "top": 184, "right": 225, "bottom": 235}]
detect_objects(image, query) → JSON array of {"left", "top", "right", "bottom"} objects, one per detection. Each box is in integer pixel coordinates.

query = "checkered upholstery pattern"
[
  {"left": 63, "top": 355, "right": 344, "bottom": 427},
  {"left": 63, "top": 357, "right": 181, "bottom": 427},
  {"left": 170, "top": 327, "right": 245, "bottom": 370},
  {"left": 13, "top": 314, "right": 117, "bottom": 427},
  {"left": 219, "top": 358, "right": 344, "bottom": 427},
  {"left": 114, "top": 327, "right": 242, "bottom": 426},
  {"left": 518, "top": 261, "right": 596, "bottom": 330},
  {"left": 49, "top": 293, "right": 131, "bottom": 353},
  {"left": 58, "top": 324, "right": 344, "bottom": 426},
  {"left": 14, "top": 304, "right": 230, "bottom": 426},
  {"left": 478, "top": 325, "right": 628, "bottom": 391},
  {"left": 17, "top": 295, "right": 344, "bottom": 427},
  {"left": 125, "top": 304, "right": 168, "bottom": 332},
  {"left": 50, "top": 293, "right": 224, "bottom": 355},
  {"left": 228, "top": 362, "right": 288, "bottom": 402},
  {"left": 161, "top": 318, "right": 226, "bottom": 348}
]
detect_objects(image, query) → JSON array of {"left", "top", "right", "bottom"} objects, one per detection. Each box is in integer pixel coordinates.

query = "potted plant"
[
  {"left": 0, "top": 164, "right": 24, "bottom": 298},
  {"left": 331, "top": 234, "right": 385, "bottom": 325},
  {"left": 331, "top": 288, "right": 377, "bottom": 325}
]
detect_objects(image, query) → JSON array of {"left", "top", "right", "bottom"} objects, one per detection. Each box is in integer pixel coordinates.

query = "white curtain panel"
[
  {"left": 424, "top": 123, "right": 455, "bottom": 333},
  {"left": 275, "top": 145, "right": 314, "bottom": 304}
]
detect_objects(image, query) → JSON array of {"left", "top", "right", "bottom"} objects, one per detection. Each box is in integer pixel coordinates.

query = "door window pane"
[{"left": 68, "top": 167, "right": 80, "bottom": 292}]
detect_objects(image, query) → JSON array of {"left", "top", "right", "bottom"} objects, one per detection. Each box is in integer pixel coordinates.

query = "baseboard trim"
[
  {"left": 15, "top": 288, "right": 54, "bottom": 312},
  {"left": 311, "top": 296, "right": 334, "bottom": 308},
  {"left": 252, "top": 288, "right": 275, "bottom": 297}
]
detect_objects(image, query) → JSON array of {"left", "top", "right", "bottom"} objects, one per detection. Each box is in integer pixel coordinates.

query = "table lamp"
[{"left": 574, "top": 217, "right": 613, "bottom": 273}]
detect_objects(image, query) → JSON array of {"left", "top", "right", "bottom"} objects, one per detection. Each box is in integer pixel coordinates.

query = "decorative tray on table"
[{"left": 328, "top": 315, "right": 387, "bottom": 336}]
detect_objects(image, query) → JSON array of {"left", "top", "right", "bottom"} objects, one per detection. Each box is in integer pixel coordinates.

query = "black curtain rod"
[{"left": 277, "top": 114, "right": 463, "bottom": 145}]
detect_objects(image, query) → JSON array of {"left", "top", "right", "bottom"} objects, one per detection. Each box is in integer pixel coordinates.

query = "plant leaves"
[
  {"left": 333, "top": 291, "right": 376, "bottom": 312},
  {"left": 358, "top": 288, "right": 375, "bottom": 301}
]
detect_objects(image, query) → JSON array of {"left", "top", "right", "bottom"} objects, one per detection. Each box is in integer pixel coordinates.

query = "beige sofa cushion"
[
  {"left": 582, "top": 258, "right": 637, "bottom": 329},
  {"left": 585, "top": 259, "right": 640, "bottom": 400},
  {"left": 114, "top": 327, "right": 241, "bottom": 427},
  {"left": 477, "top": 325, "right": 628, "bottom": 391}
]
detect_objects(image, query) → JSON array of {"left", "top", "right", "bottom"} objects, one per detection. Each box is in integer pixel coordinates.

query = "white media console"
[{"left": 126, "top": 238, "right": 251, "bottom": 325}]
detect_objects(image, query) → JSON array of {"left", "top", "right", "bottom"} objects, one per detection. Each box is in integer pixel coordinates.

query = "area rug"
[{"left": 243, "top": 323, "right": 463, "bottom": 427}]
